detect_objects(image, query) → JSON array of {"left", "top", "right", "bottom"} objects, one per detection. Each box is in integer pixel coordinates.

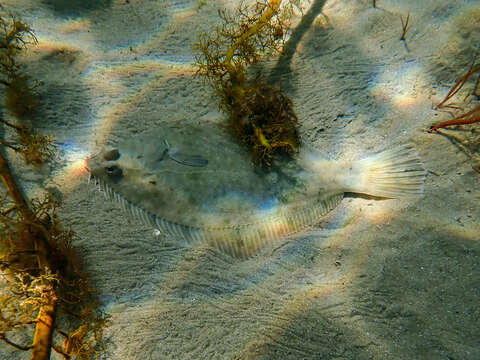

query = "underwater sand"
[{"left": 1, "top": 0, "right": 479, "bottom": 359}]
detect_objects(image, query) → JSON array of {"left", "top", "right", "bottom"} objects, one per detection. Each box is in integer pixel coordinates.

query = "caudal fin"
[{"left": 350, "top": 145, "right": 426, "bottom": 198}]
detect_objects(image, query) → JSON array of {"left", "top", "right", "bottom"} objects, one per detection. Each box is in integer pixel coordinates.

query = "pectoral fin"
[
  {"left": 168, "top": 151, "right": 208, "bottom": 167},
  {"left": 160, "top": 139, "right": 208, "bottom": 167}
]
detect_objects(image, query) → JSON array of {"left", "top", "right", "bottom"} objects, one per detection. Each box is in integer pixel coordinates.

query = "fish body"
[{"left": 86, "top": 123, "right": 425, "bottom": 257}]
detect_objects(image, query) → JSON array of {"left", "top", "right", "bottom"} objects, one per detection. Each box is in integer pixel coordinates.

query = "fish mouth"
[
  {"left": 84, "top": 150, "right": 102, "bottom": 174},
  {"left": 84, "top": 155, "right": 97, "bottom": 185},
  {"left": 84, "top": 163, "right": 94, "bottom": 186}
]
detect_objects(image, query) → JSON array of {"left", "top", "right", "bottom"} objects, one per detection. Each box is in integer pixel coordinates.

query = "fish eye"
[
  {"left": 105, "top": 165, "right": 123, "bottom": 178},
  {"left": 103, "top": 148, "right": 120, "bottom": 161}
]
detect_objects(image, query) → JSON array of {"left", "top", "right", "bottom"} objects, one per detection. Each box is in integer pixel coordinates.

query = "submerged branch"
[
  {"left": 0, "top": 333, "right": 32, "bottom": 351},
  {"left": 0, "top": 151, "right": 57, "bottom": 360}
]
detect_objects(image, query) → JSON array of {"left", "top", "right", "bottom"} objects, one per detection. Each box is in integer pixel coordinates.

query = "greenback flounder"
[{"left": 86, "top": 123, "right": 426, "bottom": 258}]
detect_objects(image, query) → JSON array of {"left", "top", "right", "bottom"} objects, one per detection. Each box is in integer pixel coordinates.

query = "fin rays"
[
  {"left": 354, "top": 145, "right": 426, "bottom": 198},
  {"left": 89, "top": 175, "right": 342, "bottom": 258}
]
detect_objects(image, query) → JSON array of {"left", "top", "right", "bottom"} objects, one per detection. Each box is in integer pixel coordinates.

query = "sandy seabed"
[{"left": 1, "top": 0, "right": 479, "bottom": 359}]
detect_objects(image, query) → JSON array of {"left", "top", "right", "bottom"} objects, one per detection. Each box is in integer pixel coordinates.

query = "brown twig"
[
  {"left": 55, "top": 328, "right": 69, "bottom": 338},
  {"left": 0, "top": 151, "right": 33, "bottom": 220},
  {"left": 429, "top": 103, "right": 480, "bottom": 132},
  {"left": 0, "top": 140, "right": 21, "bottom": 152},
  {"left": 430, "top": 57, "right": 480, "bottom": 132},
  {"left": 0, "top": 333, "right": 32, "bottom": 351},
  {"left": 465, "top": 63, "right": 480, "bottom": 102},
  {"left": 52, "top": 343, "right": 71, "bottom": 359},
  {"left": 400, "top": 12, "right": 410, "bottom": 41},
  {"left": 0, "top": 116, "right": 24, "bottom": 131},
  {"left": 1, "top": 204, "right": 17, "bottom": 216},
  {"left": 435, "top": 57, "right": 480, "bottom": 110}
]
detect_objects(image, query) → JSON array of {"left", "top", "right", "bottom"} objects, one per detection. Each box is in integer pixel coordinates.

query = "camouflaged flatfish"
[{"left": 86, "top": 123, "right": 425, "bottom": 258}]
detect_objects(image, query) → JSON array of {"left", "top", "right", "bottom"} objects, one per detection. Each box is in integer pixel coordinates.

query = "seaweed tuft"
[
  {"left": 225, "top": 80, "right": 299, "bottom": 164},
  {"left": 0, "top": 9, "right": 108, "bottom": 359},
  {"left": 0, "top": 5, "right": 40, "bottom": 118},
  {"left": 194, "top": 0, "right": 303, "bottom": 166}
]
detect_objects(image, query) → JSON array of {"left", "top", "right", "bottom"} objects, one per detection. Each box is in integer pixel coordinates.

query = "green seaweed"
[{"left": 194, "top": 0, "right": 303, "bottom": 165}]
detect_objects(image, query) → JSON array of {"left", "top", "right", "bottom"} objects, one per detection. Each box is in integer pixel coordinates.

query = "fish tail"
[{"left": 348, "top": 144, "right": 426, "bottom": 198}]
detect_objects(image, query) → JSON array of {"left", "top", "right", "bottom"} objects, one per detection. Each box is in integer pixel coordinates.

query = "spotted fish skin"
[{"left": 86, "top": 123, "right": 425, "bottom": 258}]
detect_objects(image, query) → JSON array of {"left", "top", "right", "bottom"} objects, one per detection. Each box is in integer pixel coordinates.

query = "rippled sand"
[{"left": 1, "top": 0, "right": 479, "bottom": 359}]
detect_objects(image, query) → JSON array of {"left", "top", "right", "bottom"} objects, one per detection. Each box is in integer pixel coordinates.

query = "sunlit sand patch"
[
  {"left": 234, "top": 236, "right": 398, "bottom": 357},
  {"left": 343, "top": 197, "right": 399, "bottom": 227},
  {"left": 440, "top": 224, "right": 480, "bottom": 243},
  {"left": 30, "top": 15, "right": 100, "bottom": 57},
  {"left": 83, "top": 60, "right": 194, "bottom": 146},
  {"left": 362, "top": 201, "right": 395, "bottom": 225},
  {"left": 84, "top": 60, "right": 194, "bottom": 99},
  {"left": 27, "top": 41, "right": 90, "bottom": 70},
  {"left": 59, "top": 18, "right": 93, "bottom": 34},
  {"left": 47, "top": 145, "right": 91, "bottom": 195},
  {"left": 0, "top": 0, "right": 26, "bottom": 6},
  {"left": 33, "top": 42, "right": 72, "bottom": 56},
  {"left": 172, "top": 8, "right": 196, "bottom": 22},
  {"left": 239, "top": 283, "right": 347, "bottom": 354},
  {"left": 409, "top": 213, "right": 480, "bottom": 243},
  {"left": 131, "top": 2, "right": 197, "bottom": 58},
  {"left": 84, "top": 66, "right": 128, "bottom": 99},
  {"left": 312, "top": 12, "right": 330, "bottom": 29},
  {"left": 322, "top": 0, "right": 359, "bottom": 31},
  {"left": 82, "top": 60, "right": 168, "bottom": 100},
  {"left": 370, "top": 62, "right": 431, "bottom": 110},
  {"left": 52, "top": 158, "right": 90, "bottom": 193}
]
